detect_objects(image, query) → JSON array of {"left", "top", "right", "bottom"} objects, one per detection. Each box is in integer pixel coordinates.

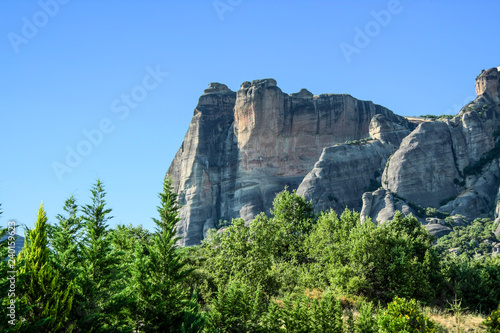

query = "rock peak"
[
  {"left": 249, "top": 78, "right": 277, "bottom": 88},
  {"left": 239, "top": 79, "right": 278, "bottom": 90},
  {"left": 290, "top": 88, "right": 314, "bottom": 99},
  {"left": 203, "top": 82, "right": 232, "bottom": 94},
  {"left": 475, "top": 67, "right": 500, "bottom": 101}
]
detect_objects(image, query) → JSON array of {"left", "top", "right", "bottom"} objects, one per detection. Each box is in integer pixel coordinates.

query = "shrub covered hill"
[{"left": 167, "top": 66, "right": 500, "bottom": 248}]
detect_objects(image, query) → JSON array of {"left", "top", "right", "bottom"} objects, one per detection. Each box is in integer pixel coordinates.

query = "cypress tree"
[{"left": 16, "top": 202, "right": 75, "bottom": 332}]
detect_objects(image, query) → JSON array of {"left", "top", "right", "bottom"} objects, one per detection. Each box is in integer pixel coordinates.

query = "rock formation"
[
  {"left": 296, "top": 114, "right": 413, "bottom": 214},
  {"left": 168, "top": 67, "right": 500, "bottom": 244},
  {"left": 360, "top": 67, "right": 500, "bottom": 235},
  {"left": 167, "top": 79, "right": 410, "bottom": 245}
]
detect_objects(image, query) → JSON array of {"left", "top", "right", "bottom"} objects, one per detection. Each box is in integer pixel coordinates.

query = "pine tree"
[
  {"left": 16, "top": 202, "right": 75, "bottom": 332},
  {"left": 78, "top": 180, "right": 122, "bottom": 331},
  {"left": 180, "top": 289, "right": 205, "bottom": 333},
  {"left": 50, "top": 196, "right": 83, "bottom": 288},
  {"left": 130, "top": 176, "right": 194, "bottom": 332},
  {"left": 110, "top": 224, "right": 153, "bottom": 329}
]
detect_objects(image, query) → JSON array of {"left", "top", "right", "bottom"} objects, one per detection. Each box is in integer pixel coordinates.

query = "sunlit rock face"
[
  {"left": 168, "top": 79, "right": 410, "bottom": 245},
  {"left": 361, "top": 67, "right": 500, "bottom": 233},
  {"left": 169, "top": 67, "right": 500, "bottom": 244}
]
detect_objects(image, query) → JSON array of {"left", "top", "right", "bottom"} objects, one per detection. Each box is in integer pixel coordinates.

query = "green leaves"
[
  {"left": 128, "top": 176, "right": 194, "bottom": 332},
  {"left": 77, "top": 179, "right": 127, "bottom": 331},
  {"left": 483, "top": 303, "right": 500, "bottom": 332},
  {"left": 307, "top": 210, "right": 440, "bottom": 303},
  {"left": 4, "top": 178, "right": 500, "bottom": 331},
  {"left": 377, "top": 297, "right": 437, "bottom": 333},
  {"left": 15, "top": 202, "right": 76, "bottom": 332},
  {"left": 269, "top": 188, "right": 315, "bottom": 263},
  {"left": 49, "top": 196, "right": 83, "bottom": 290}
]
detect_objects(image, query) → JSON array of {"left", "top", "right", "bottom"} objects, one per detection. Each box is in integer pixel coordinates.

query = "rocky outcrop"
[
  {"left": 361, "top": 67, "right": 500, "bottom": 227},
  {"left": 382, "top": 121, "right": 461, "bottom": 208},
  {"left": 476, "top": 68, "right": 500, "bottom": 102},
  {"left": 167, "top": 83, "right": 238, "bottom": 246},
  {"left": 494, "top": 195, "right": 500, "bottom": 237},
  {"left": 297, "top": 114, "right": 413, "bottom": 214},
  {"left": 424, "top": 224, "right": 452, "bottom": 238},
  {"left": 360, "top": 189, "right": 415, "bottom": 224},
  {"left": 168, "top": 79, "right": 409, "bottom": 245},
  {"left": 168, "top": 67, "right": 500, "bottom": 245}
]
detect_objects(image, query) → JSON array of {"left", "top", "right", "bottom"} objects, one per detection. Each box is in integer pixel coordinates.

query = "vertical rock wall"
[{"left": 168, "top": 79, "right": 408, "bottom": 245}]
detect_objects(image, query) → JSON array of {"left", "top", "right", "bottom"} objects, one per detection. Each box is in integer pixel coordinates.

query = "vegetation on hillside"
[{"left": 1, "top": 181, "right": 499, "bottom": 332}]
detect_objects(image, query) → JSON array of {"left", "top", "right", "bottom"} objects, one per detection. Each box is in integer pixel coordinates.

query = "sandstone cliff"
[
  {"left": 167, "top": 79, "right": 409, "bottom": 245},
  {"left": 168, "top": 67, "right": 500, "bottom": 245}
]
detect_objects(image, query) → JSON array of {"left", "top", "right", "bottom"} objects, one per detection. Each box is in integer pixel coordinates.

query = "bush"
[
  {"left": 436, "top": 218, "right": 498, "bottom": 257},
  {"left": 205, "top": 280, "right": 269, "bottom": 332},
  {"left": 307, "top": 210, "right": 440, "bottom": 303},
  {"left": 440, "top": 254, "right": 500, "bottom": 313},
  {"left": 354, "top": 301, "right": 378, "bottom": 333},
  {"left": 377, "top": 297, "right": 437, "bottom": 333},
  {"left": 277, "top": 289, "right": 344, "bottom": 333},
  {"left": 483, "top": 304, "right": 500, "bottom": 332}
]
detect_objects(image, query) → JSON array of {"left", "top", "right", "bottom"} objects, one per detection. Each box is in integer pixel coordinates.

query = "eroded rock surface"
[
  {"left": 168, "top": 79, "right": 408, "bottom": 245},
  {"left": 168, "top": 67, "right": 500, "bottom": 245},
  {"left": 297, "top": 114, "right": 413, "bottom": 214},
  {"left": 361, "top": 67, "right": 500, "bottom": 227}
]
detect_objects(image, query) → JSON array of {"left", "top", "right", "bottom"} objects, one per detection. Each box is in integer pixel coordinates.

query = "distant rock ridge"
[{"left": 168, "top": 67, "right": 500, "bottom": 245}]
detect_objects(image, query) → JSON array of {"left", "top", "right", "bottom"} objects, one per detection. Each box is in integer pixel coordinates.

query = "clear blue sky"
[{"left": 1, "top": 0, "right": 499, "bottom": 233}]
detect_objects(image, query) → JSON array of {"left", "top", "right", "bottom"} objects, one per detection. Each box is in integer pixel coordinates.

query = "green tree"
[
  {"left": 269, "top": 188, "right": 315, "bottom": 262},
  {"left": 16, "top": 203, "right": 75, "bottom": 332},
  {"left": 110, "top": 224, "right": 153, "bottom": 329},
  {"left": 441, "top": 253, "right": 500, "bottom": 312},
  {"left": 377, "top": 297, "right": 436, "bottom": 333},
  {"left": 204, "top": 217, "right": 274, "bottom": 292},
  {"left": 307, "top": 210, "right": 440, "bottom": 303},
  {"left": 206, "top": 280, "right": 256, "bottom": 332},
  {"left": 354, "top": 301, "right": 378, "bottom": 333},
  {"left": 129, "top": 177, "right": 196, "bottom": 332},
  {"left": 180, "top": 289, "right": 206, "bottom": 333},
  {"left": 309, "top": 289, "right": 344, "bottom": 333},
  {"left": 346, "top": 213, "right": 439, "bottom": 302},
  {"left": 49, "top": 196, "right": 83, "bottom": 289},
  {"left": 77, "top": 180, "right": 123, "bottom": 331}
]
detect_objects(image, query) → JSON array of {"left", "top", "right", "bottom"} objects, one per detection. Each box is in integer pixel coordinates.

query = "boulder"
[{"left": 425, "top": 224, "right": 452, "bottom": 238}]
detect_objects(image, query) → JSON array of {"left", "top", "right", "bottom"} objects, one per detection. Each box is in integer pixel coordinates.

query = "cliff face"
[
  {"left": 296, "top": 114, "right": 413, "bottom": 213},
  {"left": 168, "top": 67, "right": 500, "bottom": 245},
  {"left": 168, "top": 79, "right": 408, "bottom": 245},
  {"left": 167, "top": 83, "right": 238, "bottom": 246},
  {"left": 361, "top": 67, "right": 500, "bottom": 232}
]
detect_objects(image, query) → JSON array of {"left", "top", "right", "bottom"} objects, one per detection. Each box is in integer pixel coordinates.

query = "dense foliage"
[
  {"left": 483, "top": 304, "right": 500, "bottom": 332},
  {"left": 1, "top": 184, "right": 499, "bottom": 332}
]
